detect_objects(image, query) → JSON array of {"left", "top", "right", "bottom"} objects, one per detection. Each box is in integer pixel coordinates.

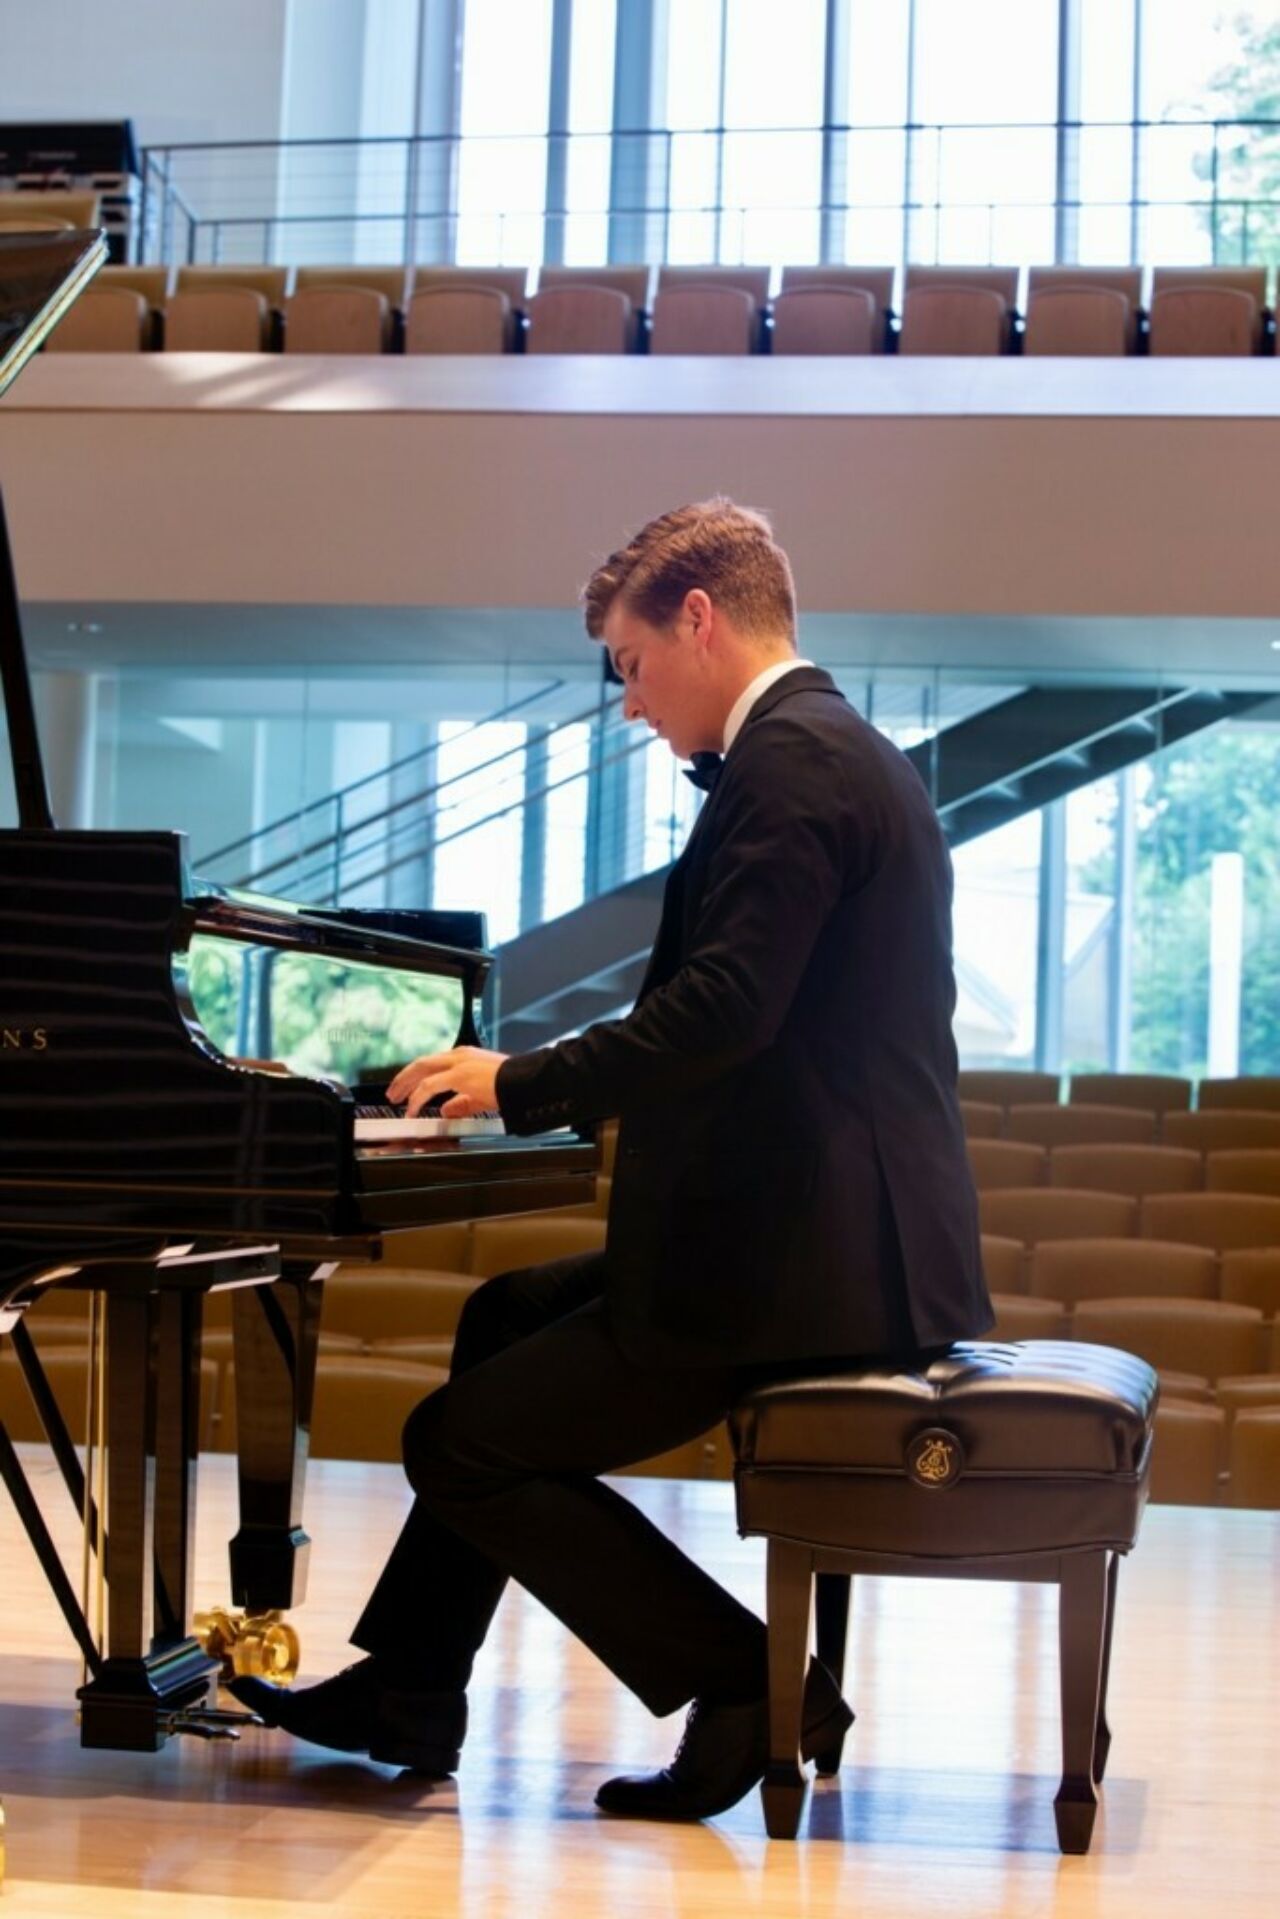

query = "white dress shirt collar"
[{"left": 721, "top": 657, "right": 816, "bottom": 755}]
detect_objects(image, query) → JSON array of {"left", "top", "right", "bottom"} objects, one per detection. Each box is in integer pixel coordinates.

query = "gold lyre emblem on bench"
[{"left": 907, "top": 1427, "right": 964, "bottom": 1489}]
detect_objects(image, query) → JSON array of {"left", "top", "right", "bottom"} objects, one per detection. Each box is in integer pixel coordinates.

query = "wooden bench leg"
[
  {"left": 1055, "top": 1550, "right": 1109, "bottom": 1855},
  {"left": 812, "top": 1571, "right": 853, "bottom": 1776},
  {"left": 761, "top": 1538, "right": 812, "bottom": 1840},
  {"left": 1093, "top": 1552, "right": 1119, "bottom": 1784}
]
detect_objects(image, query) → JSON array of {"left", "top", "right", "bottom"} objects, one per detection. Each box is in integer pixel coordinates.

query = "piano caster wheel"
[{"left": 194, "top": 1607, "right": 301, "bottom": 1686}]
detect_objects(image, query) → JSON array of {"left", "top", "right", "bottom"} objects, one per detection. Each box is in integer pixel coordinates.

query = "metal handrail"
[
  {"left": 269, "top": 721, "right": 652, "bottom": 909},
  {"left": 138, "top": 115, "right": 1280, "bottom": 270},
  {"left": 201, "top": 676, "right": 574, "bottom": 874}
]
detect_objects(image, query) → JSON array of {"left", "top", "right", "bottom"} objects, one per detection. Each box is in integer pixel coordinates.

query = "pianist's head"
[{"left": 584, "top": 497, "right": 797, "bottom": 760}]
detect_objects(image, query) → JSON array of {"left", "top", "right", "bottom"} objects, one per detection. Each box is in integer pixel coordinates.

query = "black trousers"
[{"left": 350, "top": 1251, "right": 771, "bottom": 1717}]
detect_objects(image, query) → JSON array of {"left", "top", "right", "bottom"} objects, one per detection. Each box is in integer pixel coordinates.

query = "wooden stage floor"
[{"left": 0, "top": 1445, "right": 1274, "bottom": 1919}]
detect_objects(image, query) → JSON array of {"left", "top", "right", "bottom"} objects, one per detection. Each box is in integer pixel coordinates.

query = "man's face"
[{"left": 603, "top": 595, "right": 724, "bottom": 761}]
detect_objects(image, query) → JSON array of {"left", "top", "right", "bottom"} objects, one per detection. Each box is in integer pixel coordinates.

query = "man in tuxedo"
[{"left": 233, "top": 498, "right": 990, "bottom": 1819}]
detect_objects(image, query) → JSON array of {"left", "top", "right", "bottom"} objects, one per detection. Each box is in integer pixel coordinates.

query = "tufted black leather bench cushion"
[{"left": 732, "top": 1341, "right": 1159, "bottom": 1561}]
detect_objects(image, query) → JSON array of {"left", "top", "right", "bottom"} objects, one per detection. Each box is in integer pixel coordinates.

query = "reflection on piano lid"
[{"left": 0, "top": 227, "right": 108, "bottom": 395}]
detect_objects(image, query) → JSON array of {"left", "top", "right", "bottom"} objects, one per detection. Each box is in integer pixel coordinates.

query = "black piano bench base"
[
  {"left": 77, "top": 1641, "right": 220, "bottom": 1753},
  {"left": 730, "top": 1342, "right": 1157, "bottom": 1855}
]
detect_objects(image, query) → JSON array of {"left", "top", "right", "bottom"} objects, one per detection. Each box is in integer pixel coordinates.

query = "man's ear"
[{"left": 684, "top": 587, "right": 713, "bottom": 647}]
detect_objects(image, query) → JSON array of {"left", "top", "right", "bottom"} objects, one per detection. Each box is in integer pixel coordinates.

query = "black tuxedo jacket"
[{"left": 497, "top": 666, "right": 991, "bottom": 1368}]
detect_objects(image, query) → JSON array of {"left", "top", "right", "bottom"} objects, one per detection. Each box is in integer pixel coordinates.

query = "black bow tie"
[{"left": 683, "top": 751, "right": 724, "bottom": 793}]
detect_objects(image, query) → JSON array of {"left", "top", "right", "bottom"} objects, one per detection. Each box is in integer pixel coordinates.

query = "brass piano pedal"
[{"left": 193, "top": 1607, "right": 301, "bottom": 1686}]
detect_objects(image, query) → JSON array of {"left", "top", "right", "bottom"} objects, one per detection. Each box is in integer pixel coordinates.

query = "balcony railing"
[{"left": 138, "top": 117, "right": 1280, "bottom": 271}]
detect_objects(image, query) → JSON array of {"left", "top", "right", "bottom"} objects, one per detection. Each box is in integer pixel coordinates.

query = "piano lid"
[
  {"left": 0, "top": 228, "right": 108, "bottom": 831},
  {"left": 0, "top": 227, "right": 108, "bottom": 397}
]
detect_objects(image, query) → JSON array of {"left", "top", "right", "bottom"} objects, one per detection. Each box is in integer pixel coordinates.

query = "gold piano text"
[{"left": 1, "top": 1028, "right": 48, "bottom": 1051}]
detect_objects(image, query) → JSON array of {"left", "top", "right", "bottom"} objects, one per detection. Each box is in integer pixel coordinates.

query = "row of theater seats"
[
  {"left": 965, "top": 1068, "right": 1280, "bottom": 1507},
  {"left": 37, "top": 259, "right": 1279, "bottom": 358}
]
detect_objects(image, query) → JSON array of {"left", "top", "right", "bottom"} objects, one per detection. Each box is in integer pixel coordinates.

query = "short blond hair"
[{"left": 582, "top": 497, "right": 796, "bottom": 643}]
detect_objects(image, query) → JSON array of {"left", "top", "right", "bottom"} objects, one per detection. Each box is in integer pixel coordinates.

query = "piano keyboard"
[{"left": 354, "top": 1105, "right": 506, "bottom": 1143}]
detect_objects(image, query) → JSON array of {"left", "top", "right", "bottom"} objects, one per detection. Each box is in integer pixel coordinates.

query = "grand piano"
[{"left": 0, "top": 230, "right": 599, "bottom": 1750}]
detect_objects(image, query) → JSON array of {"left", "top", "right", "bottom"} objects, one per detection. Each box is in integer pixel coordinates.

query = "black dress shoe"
[
  {"left": 228, "top": 1658, "right": 467, "bottom": 1775},
  {"left": 594, "top": 1657, "right": 852, "bottom": 1822}
]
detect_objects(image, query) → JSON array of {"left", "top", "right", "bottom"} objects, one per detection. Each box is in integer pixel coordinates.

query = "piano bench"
[{"left": 729, "top": 1340, "right": 1158, "bottom": 1854}]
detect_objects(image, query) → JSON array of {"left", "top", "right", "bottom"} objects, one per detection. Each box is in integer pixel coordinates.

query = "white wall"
[
  {"left": 0, "top": 0, "right": 293, "bottom": 146},
  {"left": 4, "top": 357, "right": 1280, "bottom": 647}
]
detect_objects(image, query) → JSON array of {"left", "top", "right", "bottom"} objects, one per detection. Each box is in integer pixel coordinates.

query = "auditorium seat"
[
  {"left": 657, "top": 263, "right": 771, "bottom": 307},
  {"left": 467, "top": 1214, "right": 605, "bottom": 1276},
  {"left": 959, "top": 1098, "right": 1003, "bottom": 1139},
  {"left": 779, "top": 264, "right": 894, "bottom": 346},
  {"left": 1204, "top": 1150, "right": 1280, "bottom": 1196},
  {"left": 905, "top": 264, "right": 1020, "bottom": 305},
  {"left": 1148, "top": 286, "right": 1261, "bottom": 356},
  {"left": 987, "top": 1292, "right": 1068, "bottom": 1339},
  {"left": 1025, "top": 265, "right": 1143, "bottom": 339},
  {"left": 1067, "top": 1072, "right": 1192, "bottom": 1115},
  {"left": 1148, "top": 266, "right": 1267, "bottom": 355},
  {"left": 320, "top": 1269, "right": 480, "bottom": 1339},
  {"left": 309, "top": 1357, "right": 447, "bottom": 1462},
  {"left": 1049, "top": 1144, "right": 1202, "bottom": 1196},
  {"left": 284, "top": 286, "right": 391, "bottom": 353},
  {"left": 1165, "top": 1109, "right": 1280, "bottom": 1152},
  {"left": 202, "top": 1327, "right": 363, "bottom": 1449},
  {"left": 1023, "top": 287, "right": 1131, "bottom": 357},
  {"left": 1197, "top": 1076, "right": 1280, "bottom": 1112},
  {"left": 0, "top": 1348, "right": 219, "bottom": 1449},
  {"left": 0, "top": 189, "right": 100, "bottom": 230},
  {"left": 1140, "top": 1191, "right": 1280, "bottom": 1252},
  {"left": 164, "top": 287, "right": 269, "bottom": 352},
  {"left": 1072, "top": 1298, "right": 1268, "bottom": 1382},
  {"left": 372, "top": 1221, "right": 471, "bottom": 1271},
  {"left": 898, "top": 285, "right": 1008, "bottom": 355},
  {"left": 175, "top": 264, "right": 290, "bottom": 304},
  {"left": 1028, "top": 1237, "right": 1217, "bottom": 1305},
  {"left": 1157, "top": 1371, "right": 1214, "bottom": 1403},
  {"left": 44, "top": 285, "right": 148, "bottom": 352},
  {"left": 980, "top": 1232, "right": 1026, "bottom": 1294},
  {"left": 537, "top": 264, "right": 654, "bottom": 316},
  {"left": 100, "top": 264, "right": 171, "bottom": 307},
  {"left": 979, "top": 1187, "right": 1137, "bottom": 1244},
  {"left": 649, "top": 285, "right": 757, "bottom": 355},
  {"left": 966, "top": 1139, "right": 1047, "bottom": 1189},
  {"left": 1225, "top": 1408, "right": 1280, "bottom": 1508},
  {"left": 1008, "top": 1103, "right": 1156, "bottom": 1147},
  {"left": 1218, "top": 1248, "right": 1280, "bottom": 1317},
  {"left": 292, "top": 264, "right": 408, "bottom": 309},
  {"left": 958, "top": 1070, "right": 1058, "bottom": 1109},
  {"left": 366, "top": 1335, "right": 455, "bottom": 1369},
  {"left": 1215, "top": 1374, "right": 1280, "bottom": 1429},
  {"left": 24, "top": 1287, "right": 89, "bottom": 1324},
  {"left": 24, "top": 1316, "right": 96, "bottom": 1346},
  {"left": 1149, "top": 1399, "right": 1224, "bottom": 1505},
  {"left": 411, "top": 264, "right": 529, "bottom": 310},
  {"left": 405, "top": 286, "right": 514, "bottom": 353},
  {"left": 770, "top": 288, "right": 876, "bottom": 355},
  {"left": 525, "top": 285, "right": 634, "bottom": 353}
]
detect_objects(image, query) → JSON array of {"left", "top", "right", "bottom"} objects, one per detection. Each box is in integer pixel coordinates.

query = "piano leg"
[
  {"left": 77, "top": 1284, "right": 218, "bottom": 1751},
  {"left": 227, "top": 1261, "right": 328, "bottom": 1614}
]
